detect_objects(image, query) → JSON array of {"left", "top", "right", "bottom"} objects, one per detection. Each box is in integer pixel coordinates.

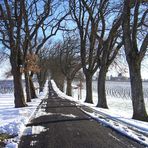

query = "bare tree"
[
  {"left": 0, "top": 0, "right": 69, "bottom": 107},
  {"left": 0, "top": 0, "right": 30, "bottom": 107},
  {"left": 22, "top": 0, "right": 69, "bottom": 101},
  {"left": 81, "top": 0, "right": 123, "bottom": 108},
  {"left": 70, "top": 0, "right": 123, "bottom": 106},
  {"left": 48, "top": 44, "right": 65, "bottom": 91},
  {"left": 70, "top": 0, "right": 100, "bottom": 103},
  {"left": 57, "top": 33, "right": 81, "bottom": 96},
  {"left": 122, "top": 0, "right": 148, "bottom": 121},
  {"left": 37, "top": 47, "right": 50, "bottom": 92},
  {"left": 30, "top": 0, "right": 69, "bottom": 99}
]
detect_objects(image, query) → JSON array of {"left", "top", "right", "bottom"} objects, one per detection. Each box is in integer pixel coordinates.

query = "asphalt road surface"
[{"left": 18, "top": 82, "right": 145, "bottom": 148}]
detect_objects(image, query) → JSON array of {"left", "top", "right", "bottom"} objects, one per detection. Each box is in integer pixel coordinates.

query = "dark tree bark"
[
  {"left": 122, "top": 0, "right": 148, "bottom": 121},
  {"left": 66, "top": 78, "right": 72, "bottom": 96},
  {"left": 54, "top": 77, "right": 65, "bottom": 92},
  {"left": 85, "top": 73, "right": 93, "bottom": 103},
  {"left": 24, "top": 71, "right": 31, "bottom": 102},
  {"left": 37, "top": 64, "right": 49, "bottom": 93},
  {"left": 10, "top": 55, "right": 26, "bottom": 107},
  {"left": 29, "top": 75, "right": 37, "bottom": 98},
  {"left": 37, "top": 74, "right": 46, "bottom": 92},
  {"left": 37, "top": 65, "right": 48, "bottom": 92},
  {"left": 97, "top": 66, "right": 108, "bottom": 108},
  {"left": 128, "top": 59, "right": 147, "bottom": 120}
]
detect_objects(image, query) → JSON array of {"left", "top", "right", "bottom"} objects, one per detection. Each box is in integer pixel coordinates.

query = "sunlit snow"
[{"left": 0, "top": 80, "right": 48, "bottom": 147}]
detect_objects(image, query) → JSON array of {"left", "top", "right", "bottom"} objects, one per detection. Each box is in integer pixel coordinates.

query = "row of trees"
[
  {"left": 0, "top": 0, "right": 69, "bottom": 106},
  {"left": 36, "top": 33, "right": 82, "bottom": 95},
  {"left": 0, "top": 0, "right": 147, "bottom": 121},
  {"left": 68, "top": 0, "right": 148, "bottom": 121},
  {"left": 47, "top": 0, "right": 148, "bottom": 121}
]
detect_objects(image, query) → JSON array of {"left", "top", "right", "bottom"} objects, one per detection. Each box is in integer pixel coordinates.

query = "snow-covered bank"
[
  {"left": 51, "top": 80, "right": 148, "bottom": 147},
  {"left": 0, "top": 81, "right": 48, "bottom": 148}
]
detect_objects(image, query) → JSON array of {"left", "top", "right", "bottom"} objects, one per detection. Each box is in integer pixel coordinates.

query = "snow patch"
[
  {"left": 5, "top": 141, "right": 18, "bottom": 148},
  {"left": 60, "top": 113, "right": 77, "bottom": 118},
  {"left": 0, "top": 80, "right": 49, "bottom": 147}
]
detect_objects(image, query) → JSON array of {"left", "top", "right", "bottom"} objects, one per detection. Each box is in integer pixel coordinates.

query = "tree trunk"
[
  {"left": 29, "top": 76, "right": 37, "bottom": 98},
  {"left": 128, "top": 60, "right": 148, "bottom": 121},
  {"left": 37, "top": 71, "right": 48, "bottom": 93},
  {"left": 53, "top": 75, "right": 65, "bottom": 92},
  {"left": 66, "top": 78, "right": 72, "bottom": 96},
  {"left": 56, "top": 79, "right": 65, "bottom": 91},
  {"left": 96, "top": 66, "right": 108, "bottom": 108},
  {"left": 85, "top": 74, "right": 93, "bottom": 103},
  {"left": 25, "top": 72, "right": 31, "bottom": 102},
  {"left": 38, "top": 79, "right": 44, "bottom": 92},
  {"left": 11, "top": 58, "right": 26, "bottom": 107},
  {"left": 37, "top": 74, "right": 44, "bottom": 92}
]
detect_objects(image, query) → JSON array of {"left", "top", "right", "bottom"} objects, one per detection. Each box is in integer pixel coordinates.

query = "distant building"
[{"left": 110, "top": 73, "right": 129, "bottom": 81}]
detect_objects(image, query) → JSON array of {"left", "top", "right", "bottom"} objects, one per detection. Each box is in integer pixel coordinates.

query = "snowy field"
[
  {"left": 71, "top": 80, "right": 148, "bottom": 118},
  {"left": 0, "top": 81, "right": 48, "bottom": 147}
]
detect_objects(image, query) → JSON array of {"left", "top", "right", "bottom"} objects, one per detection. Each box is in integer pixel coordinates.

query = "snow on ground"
[
  {"left": 51, "top": 80, "right": 148, "bottom": 147},
  {"left": 0, "top": 81, "right": 48, "bottom": 148},
  {"left": 1, "top": 79, "right": 148, "bottom": 147}
]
